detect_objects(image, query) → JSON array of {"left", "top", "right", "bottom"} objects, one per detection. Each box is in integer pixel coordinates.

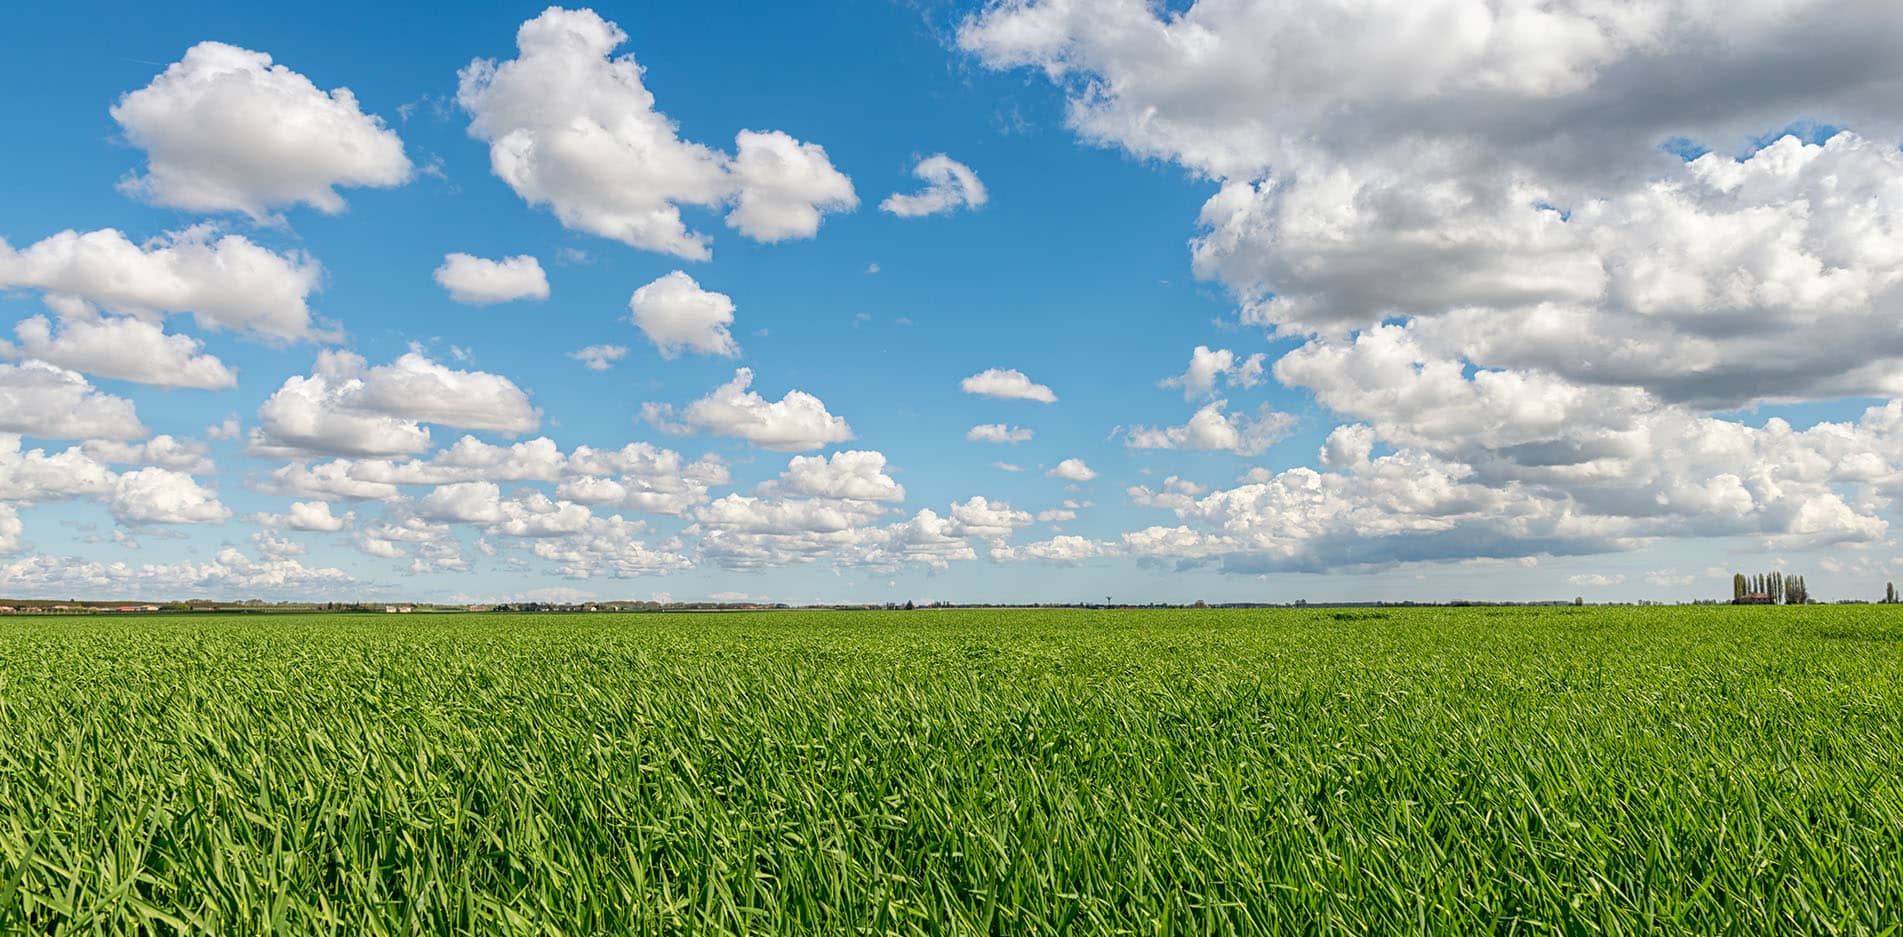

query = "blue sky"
[{"left": 3, "top": 0, "right": 1902, "bottom": 604}]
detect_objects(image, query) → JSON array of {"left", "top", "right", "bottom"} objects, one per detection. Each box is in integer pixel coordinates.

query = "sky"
[{"left": 4, "top": 0, "right": 1903, "bottom": 605}]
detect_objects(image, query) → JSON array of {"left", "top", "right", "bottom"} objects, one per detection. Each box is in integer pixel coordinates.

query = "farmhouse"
[{"left": 1734, "top": 593, "right": 1774, "bottom": 605}]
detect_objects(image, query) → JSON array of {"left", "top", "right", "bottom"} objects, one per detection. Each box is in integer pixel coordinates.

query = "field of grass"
[{"left": 1, "top": 607, "right": 1901, "bottom": 934}]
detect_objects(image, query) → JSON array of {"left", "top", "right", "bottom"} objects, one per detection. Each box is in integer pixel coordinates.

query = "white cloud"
[
  {"left": 111, "top": 41, "right": 410, "bottom": 218},
  {"left": 251, "top": 531, "right": 305, "bottom": 559},
  {"left": 348, "top": 350, "right": 540, "bottom": 433},
  {"left": 1160, "top": 346, "right": 1265, "bottom": 401},
  {"left": 526, "top": 514, "right": 690, "bottom": 578},
  {"left": 0, "top": 226, "right": 324, "bottom": 341},
  {"left": 253, "top": 500, "right": 354, "bottom": 532},
  {"left": 433, "top": 253, "right": 549, "bottom": 305},
  {"left": 628, "top": 271, "right": 739, "bottom": 358},
  {"left": 991, "top": 534, "right": 1115, "bottom": 565},
  {"left": 948, "top": 496, "right": 1033, "bottom": 539},
  {"left": 880, "top": 154, "right": 987, "bottom": 218},
  {"left": 1568, "top": 574, "right": 1626, "bottom": 587},
  {"left": 418, "top": 481, "right": 505, "bottom": 524},
  {"left": 1126, "top": 400, "right": 1297, "bottom": 455},
  {"left": 1319, "top": 424, "right": 1375, "bottom": 470},
  {"left": 967, "top": 423, "right": 1033, "bottom": 444},
  {"left": 0, "top": 362, "right": 146, "bottom": 440},
  {"left": 1, "top": 549, "right": 351, "bottom": 597},
  {"left": 253, "top": 353, "right": 433, "bottom": 458},
  {"left": 356, "top": 514, "right": 467, "bottom": 572},
  {"left": 109, "top": 467, "right": 231, "bottom": 525},
  {"left": 457, "top": 7, "right": 854, "bottom": 260},
  {"left": 961, "top": 368, "right": 1057, "bottom": 403},
  {"left": 205, "top": 418, "right": 240, "bottom": 441},
  {"left": 82, "top": 436, "right": 215, "bottom": 475},
  {"left": 256, "top": 436, "right": 722, "bottom": 524},
  {"left": 726, "top": 130, "right": 859, "bottom": 241},
  {"left": 559, "top": 442, "right": 727, "bottom": 515},
  {"left": 5, "top": 313, "right": 235, "bottom": 389},
  {"left": 765, "top": 451, "right": 905, "bottom": 502},
  {"left": 1048, "top": 458, "right": 1097, "bottom": 482},
  {"left": 253, "top": 350, "right": 539, "bottom": 457},
  {"left": 569, "top": 344, "right": 628, "bottom": 370},
  {"left": 0, "top": 436, "right": 115, "bottom": 504},
  {"left": 649, "top": 368, "right": 853, "bottom": 451},
  {"left": 961, "top": 0, "right": 1903, "bottom": 572},
  {"left": 261, "top": 461, "right": 400, "bottom": 502},
  {"left": 0, "top": 504, "right": 21, "bottom": 554}
]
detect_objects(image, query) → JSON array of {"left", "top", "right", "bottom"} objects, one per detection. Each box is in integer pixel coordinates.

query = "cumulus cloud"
[
  {"left": 960, "top": 368, "right": 1057, "bottom": 403},
  {"left": 252, "top": 350, "right": 539, "bottom": 457},
  {"left": 0, "top": 435, "right": 116, "bottom": 504},
  {"left": 0, "top": 362, "right": 146, "bottom": 440},
  {"left": 82, "top": 436, "right": 215, "bottom": 475},
  {"left": 253, "top": 353, "right": 433, "bottom": 458},
  {"left": 1125, "top": 400, "right": 1297, "bottom": 455},
  {"left": 628, "top": 271, "right": 739, "bottom": 358},
  {"left": 726, "top": 130, "right": 860, "bottom": 241},
  {"left": 648, "top": 368, "right": 852, "bottom": 451},
  {"left": 880, "top": 155, "right": 987, "bottom": 217},
  {"left": 568, "top": 344, "right": 628, "bottom": 371},
  {"left": 559, "top": 442, "right": 728, "bottom": 515},
  {"left": 525, "top": 513, "right": 690, "bottom": 578},
  {"left": 967, "top": 423, "right": 1033, "bottom": 443},
  {"left": 4, "top": 313, "right": 235, "bottom": 389},
  {"left": 1048, "top": 458, "right": 1097, "bottom": 482},
  {"left": 1568, "top": 574, "right": 1625, "bottom": 587},
  {"left": 948, "top": 496, "right": 1033, "bottom": 539},
  {"left": 1, "top": 549, "right": 351, "bottom": 597},
  {"left": 109, "top": 468, "right": 231, "bottom": 525},
  {"left": 252, "top": 500, "right": 355, "bottom": 532},
  {"left": 112, "top": 41, "right": 410, "bottom": 218},
  {"left": 961, "top": 0, "right": 1903, "bottom": 573},
  {"left": 0, "top": 504, "right": 22, "bottom": 554},
  {"left": 257, "top": 436, "right": 724, "bottom": 524},
  {"left": 0, "top": 226, "right": 324, "bottom": 341},
  {"left": 433, "top": 253, "right": 549, "bottom": 304},
  {"left": 764, "top": 451, "right": 905, "bottom": 502},
  {"left": 417, "top": 481, "right": 506, "bottom": 524},
  {"left": 1160, "top": 346, "right": 1265, "bottom": 400},
  {"left": 991, "top": 534, "right": 1115, "bottom": 565},
  {"left": 456, "top": 7, "right": 855, "bottom": 260}
]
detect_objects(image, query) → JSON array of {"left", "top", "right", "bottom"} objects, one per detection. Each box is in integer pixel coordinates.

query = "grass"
[{"left": 1, "top": 606, "right": 1901, "bottom": 934}]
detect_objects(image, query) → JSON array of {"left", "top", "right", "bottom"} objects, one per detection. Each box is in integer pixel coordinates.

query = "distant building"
[{"left": 1735, "top": 593, "right": 1773, "bottom": 605}]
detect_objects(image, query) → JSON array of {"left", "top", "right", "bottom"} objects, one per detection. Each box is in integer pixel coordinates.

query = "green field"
[{"left": 2, "top": 607, "right": 1901, "bottom": 934}]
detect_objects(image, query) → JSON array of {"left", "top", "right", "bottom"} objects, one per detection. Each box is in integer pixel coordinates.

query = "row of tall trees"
[{"left": 1731, "top": 572, "right": 1809, "bottom": 604}]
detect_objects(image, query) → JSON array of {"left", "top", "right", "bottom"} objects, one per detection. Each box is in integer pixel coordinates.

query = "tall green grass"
[{"left": 2, "top": 607, "right": 1901, "bottom": 934}]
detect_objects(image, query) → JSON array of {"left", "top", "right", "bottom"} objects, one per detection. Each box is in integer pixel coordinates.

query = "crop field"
[{"left": 1, "top": 607, "right": 1901, "bottom": 934}]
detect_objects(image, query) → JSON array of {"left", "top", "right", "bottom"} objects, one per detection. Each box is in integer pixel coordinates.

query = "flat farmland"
[{"left": 1, "top": 607, "right": 1900, "bottom": 934}]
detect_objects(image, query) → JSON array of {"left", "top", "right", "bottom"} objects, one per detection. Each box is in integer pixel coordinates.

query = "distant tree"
[
  {"left": 1733, "top": 573, "right": 1746, "bottom": 602},
  {"left": 1192, "top": 599, "right": 1209, "bottom": 609},
  {"left": 1889, "top": 582, "right": 1898, "bottom": 604},
  {"left": 903, "top": 600, "right": 915, "bottom": 611},
  {"left": 1573, "top": 596, "right": 1584, "bottom": 607}
]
